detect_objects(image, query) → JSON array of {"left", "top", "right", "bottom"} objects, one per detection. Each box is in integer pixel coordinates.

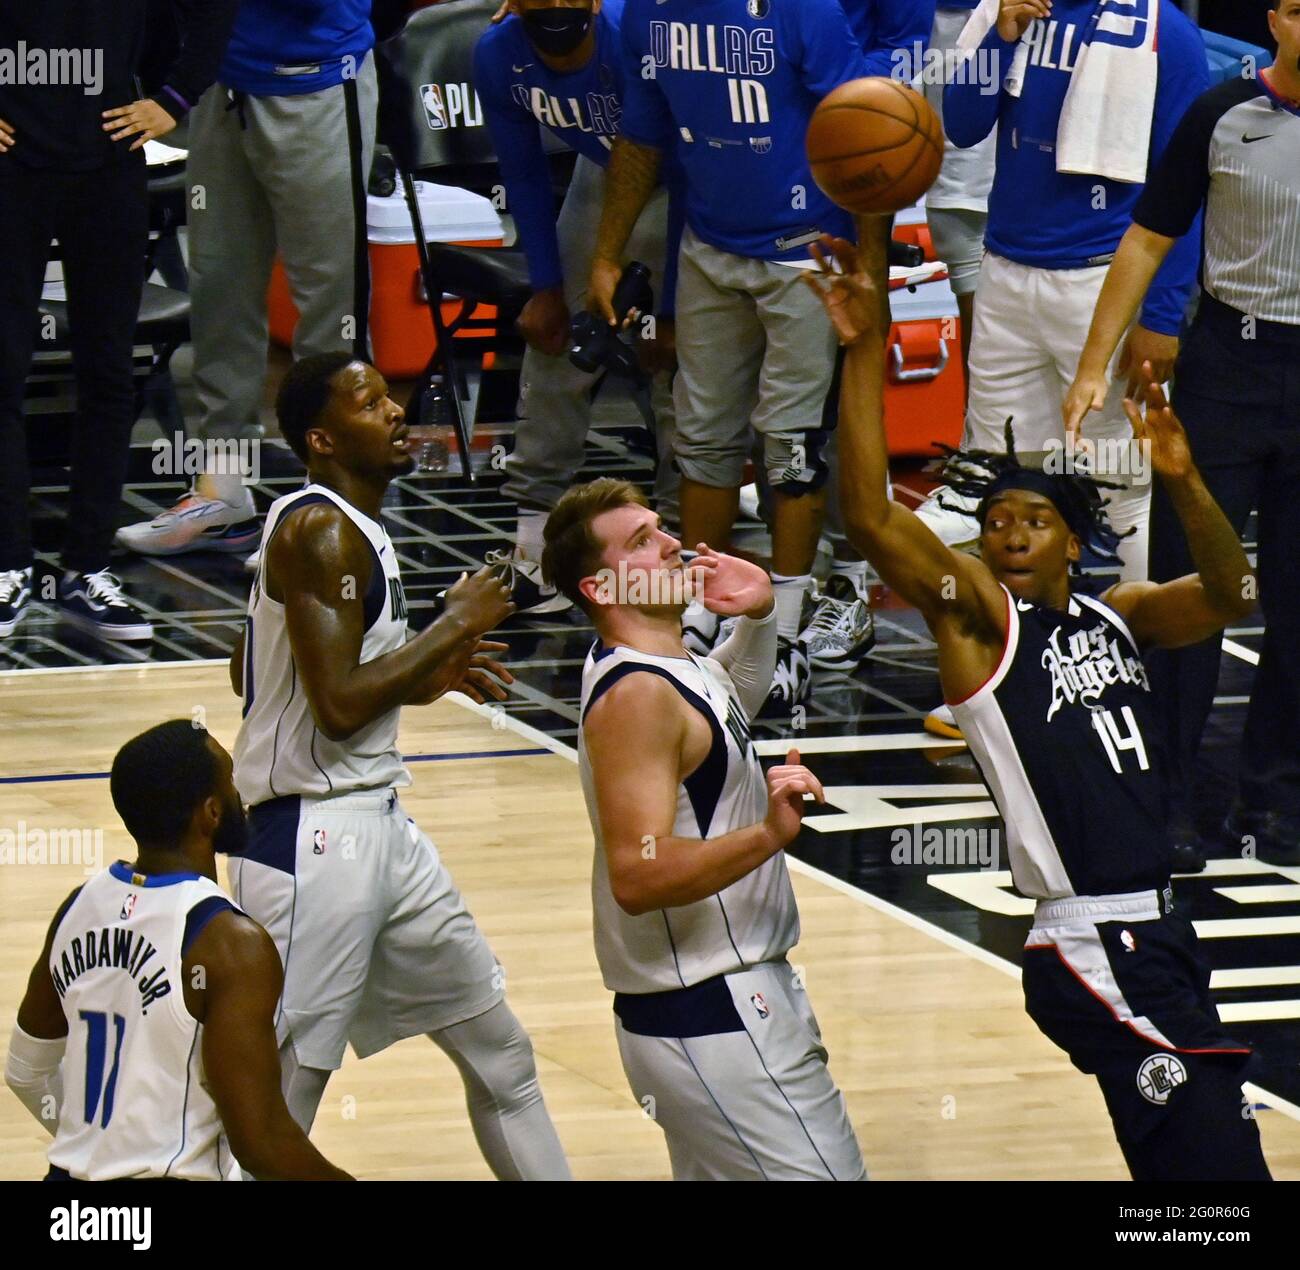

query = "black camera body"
[{"left": 568, "top": 262, "right": 654, "bottom": 378}]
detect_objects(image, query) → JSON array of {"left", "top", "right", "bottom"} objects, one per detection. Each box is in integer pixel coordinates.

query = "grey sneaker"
[
  {"left": 0, "top": 566, "right": 33, "bottom": 637},
  {"left": 800, "top": 574, "right": 876, "bottom": 669}
]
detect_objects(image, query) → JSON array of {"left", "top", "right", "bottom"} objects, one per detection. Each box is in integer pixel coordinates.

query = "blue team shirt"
[
  {"left": 842, "top": 0, "right": 938, "bottom": 78},
  {"left": 944, "top": 0, "right": 1209, "bottom": 334},
  {"left": 476, "top": 1, "right": 664, "bottom": 295},
  {"left": 219, "top": 0, "right": 373, "bottom": 97},
  {"left": 618, "top": 0, "right": 871, "bottom": 263}
]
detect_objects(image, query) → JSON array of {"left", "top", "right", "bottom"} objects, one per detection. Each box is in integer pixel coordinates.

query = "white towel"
[{"left": 955, "top": 0, "right": 1159, "bottom": 183}]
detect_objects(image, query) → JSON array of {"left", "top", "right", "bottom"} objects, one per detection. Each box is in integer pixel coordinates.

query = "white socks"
[
  {"left": 771, "top": 572, "right": 812, "bottom": 641},
  {"left": 515, "top": 509, "right": 548, "bottom": 564}
]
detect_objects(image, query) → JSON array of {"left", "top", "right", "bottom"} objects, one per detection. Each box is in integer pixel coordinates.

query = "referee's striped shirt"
[{"left": 1134, "top": 72, "right": 1300, "bottom": 325}]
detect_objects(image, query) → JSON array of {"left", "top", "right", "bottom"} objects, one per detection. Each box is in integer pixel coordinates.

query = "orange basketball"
[{"left": 806, "top": 78, "right": 945, "bottom": 216}]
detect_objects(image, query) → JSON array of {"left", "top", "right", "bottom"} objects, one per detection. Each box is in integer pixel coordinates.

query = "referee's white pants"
[{"left": 966, "top": 252, "right": 1149, "bottom": 580}]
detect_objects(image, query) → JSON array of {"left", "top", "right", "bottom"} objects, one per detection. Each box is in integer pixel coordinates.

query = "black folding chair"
[{"left": 376, "top": 0, "right": 573, "bottom": 481}]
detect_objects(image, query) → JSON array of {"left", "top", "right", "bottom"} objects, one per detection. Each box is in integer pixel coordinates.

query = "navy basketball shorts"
[{"left": 1022, "top": 889, "right": 1271, "bottom": 1181}]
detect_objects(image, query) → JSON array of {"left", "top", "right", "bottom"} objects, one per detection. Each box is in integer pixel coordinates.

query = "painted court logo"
[{"left": 1136, "top": 1053, "right": 1187, "bottom": 1106}]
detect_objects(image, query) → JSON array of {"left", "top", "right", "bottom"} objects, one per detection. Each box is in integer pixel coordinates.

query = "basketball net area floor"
[{"left": 3, "top": 382, "right": 1298, "bottom": 1181}]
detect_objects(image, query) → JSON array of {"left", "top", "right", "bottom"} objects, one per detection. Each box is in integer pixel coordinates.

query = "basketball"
[{"left": 806, "top": 77, "right": 945, "bottom": 216}]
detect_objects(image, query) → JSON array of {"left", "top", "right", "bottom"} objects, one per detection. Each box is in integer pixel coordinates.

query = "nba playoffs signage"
[{"left": 420, "top": 82, "right": 485, "bottom": 130}]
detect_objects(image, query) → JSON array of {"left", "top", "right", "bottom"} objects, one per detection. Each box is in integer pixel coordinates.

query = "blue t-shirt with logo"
[
  {"left": 618, "top": 0, "right": 870, "bottom": 263},
  {"left": 220, "top": 0, "right": 373, "bottom": 97}
]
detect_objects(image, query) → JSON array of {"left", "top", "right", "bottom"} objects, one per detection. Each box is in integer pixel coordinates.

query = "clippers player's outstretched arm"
[
  {"left": 268, "top": 504, "right": 515, "bottom": 740},
  {"left": 187, "top": 911, "right": 352, "bottom": 1180},
  {"left": 5, "top": 889, "right": 80, "bottom": 1131},
  {"left": 1102, "top": 371, "right": 1256, "bottom": 650},
  {"left": 803, "top": 231, "right": 1007, "bottom": 692},
  {"left": 584, "top": 675, "right": 823, "bottom": 916}
]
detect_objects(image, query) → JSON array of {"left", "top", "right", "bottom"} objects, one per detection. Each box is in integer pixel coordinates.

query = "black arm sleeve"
[
  {"left": 148, "top": 0, "right": 242, "bottom": 117},
  {"left": 1132, "top": 82, "right": 1226, "bottom": 239}
]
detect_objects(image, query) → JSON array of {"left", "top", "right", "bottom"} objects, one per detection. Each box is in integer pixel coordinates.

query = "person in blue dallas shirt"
[
  {"left": 914, "top": 0, "right": 1209, "bottom": 591},
  {"left": 476, "top": 0, "right": 683, "bottom": 616},
  {"left": 587, "top": 0, "right": 900, "bottom": 717}
]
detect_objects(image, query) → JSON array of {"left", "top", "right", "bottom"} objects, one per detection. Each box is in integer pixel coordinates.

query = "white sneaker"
[
  {"left": 912, "top": 487, "right": 982, "bottom": 551},
  {"left": 115, "top": 491, "right": 260, "bottom": 557},
  {"left": 924, "top": 702, "right": 963, "bottom": 739},
  {"left": 799, "top": 575, "right": 876, "bottom": 669},
  {"left": 0, "top": 566, "right": 33, "bottom": 637},
  {"left": 483, "top": 549, "right": 572, "bottom": 617}
]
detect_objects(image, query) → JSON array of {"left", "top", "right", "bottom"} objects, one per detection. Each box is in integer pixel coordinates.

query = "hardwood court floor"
[{"left": 3, "top": 664, "right": 1298, "bottom": 1181}]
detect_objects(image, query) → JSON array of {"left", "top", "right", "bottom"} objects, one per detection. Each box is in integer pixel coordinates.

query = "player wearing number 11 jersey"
[{"left": 807, "top": 232, "right": 1271, "bottom": 1181}]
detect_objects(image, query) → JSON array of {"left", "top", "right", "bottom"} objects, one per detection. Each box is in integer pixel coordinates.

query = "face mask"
[{"left": 522, "top": 7, "right": 593, "bottom": 58}]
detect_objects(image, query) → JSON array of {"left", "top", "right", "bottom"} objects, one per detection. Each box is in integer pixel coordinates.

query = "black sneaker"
[
  {"left": 799, "top": 574, "right": 876, "bottom": 669},
  {"left": 761, "top": 637, "right": 812, "bottom": 718},
  {"left": 1224, "top": 805, "right": 1300, "bottom": 867},
  {"left": 0, "top": 566, "right": 33, "bottom": 637},
  {"left": 483, "top": 549, "right": 572, "bottom": 617},
  {"left": 57, "top": 569, "right": 154, "bottom": 642}
]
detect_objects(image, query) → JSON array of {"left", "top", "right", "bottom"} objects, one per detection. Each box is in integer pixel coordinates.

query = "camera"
[{"left": 568, "top": 262, "right": 654, "bottom": 379}]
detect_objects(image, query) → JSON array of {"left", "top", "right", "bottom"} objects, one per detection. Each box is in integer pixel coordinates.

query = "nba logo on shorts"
[
  {"left": 750, "top": 992, "right": 770, "bottom": 1020},
  {"left": 421, "top": 83, "right": 449, "bottom": 131},
  {"left": 119, "top": 894, "right": 137, "bottom": 921},
  {"left": 313, "top": 828, "right": 327, "bottom": 855},
  {"left": 1136, "top": 1053, "right": 1187, "bottom": 1105},
  {"left": 749, "top": 137, "right": 773, "bottom": 155},
  {"left": 747, "top": 0, "right": 770, "bottom": 18}
]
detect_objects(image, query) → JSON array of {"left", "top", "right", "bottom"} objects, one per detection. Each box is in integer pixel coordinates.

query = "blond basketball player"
[{"left": 543, "top": 478, "right": 866, "bottom": 1180}]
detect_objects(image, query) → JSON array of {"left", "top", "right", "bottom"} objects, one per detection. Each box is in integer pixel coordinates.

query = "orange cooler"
[{"left": 268, "top": 182, "right": 506, "bottom": 379}]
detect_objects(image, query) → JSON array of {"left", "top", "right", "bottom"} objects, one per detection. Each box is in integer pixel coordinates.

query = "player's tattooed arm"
[
  {"left": 1104, "top": 372, "right": 1256, "bottom": 650},
  {"left": 271, "top": 504, "right": 514, "bottom": 739},
  {"left": 585, "top": 676, "right": 823, "bottom": 913},
  {"left": 590, "top": 137, "right": 663, "bottom": 324},
  {"left": 187, "top": 911, "right": 353, "bottom": 1180},
  {"left": 804, "top": 232, "right": 1007, "bottom": 647}
]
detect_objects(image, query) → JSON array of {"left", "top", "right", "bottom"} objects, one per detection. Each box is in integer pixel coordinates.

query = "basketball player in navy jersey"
[
  {"left": 226, "top": 352, "right": 572, "bottom": 1180},
  {"left": 4, "top": 721, "right": 350, "bottom": 1180},
  {"left": 543, "top": 477, "right": 866, "bottom": 1180},
  {"left": 804, "top": 231, "right": 1270, "bottom": 1181}
]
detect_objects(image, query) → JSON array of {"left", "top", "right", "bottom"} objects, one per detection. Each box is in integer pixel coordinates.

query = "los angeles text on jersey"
[
  {"left": 50, "top": 1203, "right": 151, "bottom": 1251},
  {"left": 1042, "top": 618, "right": 1150, "bottom": 721},
  {"left": 648, "top": 21, "right": 775, "bottom": 124},
  {"left": 52, "top": 925, "right": 172, "bottom": 1014}
]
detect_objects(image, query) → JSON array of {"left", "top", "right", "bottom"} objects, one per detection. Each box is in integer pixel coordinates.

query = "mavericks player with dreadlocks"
[{"left": 805, "top": 231, "right": 1270, "bottom": 1181}]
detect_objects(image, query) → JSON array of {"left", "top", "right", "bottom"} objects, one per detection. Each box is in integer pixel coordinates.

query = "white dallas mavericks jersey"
[
  {"left": 234, "top": 484, "right": 412, "bottom": 806},
  {"left": 48, "top": 864, "right": 235, "bottom": 1181},
  {"left": 579, "top": 642, "right": 799, "bottom": 994}
]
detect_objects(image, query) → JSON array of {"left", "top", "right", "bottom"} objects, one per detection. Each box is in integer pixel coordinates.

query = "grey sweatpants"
[
  {"left": 502, "top": 156, "right": 677, "bottom": 519},
  {"left": 186, "top": 54, "right": 379, "bottom": 443}
]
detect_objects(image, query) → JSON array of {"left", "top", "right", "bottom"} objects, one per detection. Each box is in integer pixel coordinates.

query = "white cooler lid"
[
  {"left": 368, "top": 182, "right": 504, "bottom": 245},
  {"left": 889, "top": 274, "right": 959, "bottom": 323}
]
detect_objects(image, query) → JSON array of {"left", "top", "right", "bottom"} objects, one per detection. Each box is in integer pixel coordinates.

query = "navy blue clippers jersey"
[{"left": 951, "top": 586, "right": 1172, "bottom": 899}]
